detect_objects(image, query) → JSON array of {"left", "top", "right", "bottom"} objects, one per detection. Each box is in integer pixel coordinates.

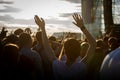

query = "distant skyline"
[{"left": 0, "top": 0, "right": 82, "bottom": 34}]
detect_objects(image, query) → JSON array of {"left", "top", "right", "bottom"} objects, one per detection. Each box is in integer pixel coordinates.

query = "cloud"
[
  {"left": 0, "top": 0, "right": 13, "bottom": 4},
  {"left": 76, "top": 5, "right": 81, "bottom": 7},
  {"left": 0, "top": 6, "right": 21, "bottom": 13},
  {"left": 0, "top": 15, "right": 81, "bottom": 35},
  {"left": 0, "top": 15, "right": 73, "bottom": 26},
  {"left": 0, "top": 15, "right": 35, "bottom": 25},
  {"left": 59, "top": 13, "right": 73, "bottom": 17},
  {"left": 45, "top": 18, "right": 71, "bottom": 25},
  {"left": 61, "top": 0, "right": 81, "bottom": 4},
  {"left": 59, "top": 12, "right": 81, "bottom": 17}
]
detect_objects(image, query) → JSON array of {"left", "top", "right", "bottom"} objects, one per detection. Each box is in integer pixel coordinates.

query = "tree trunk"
[{"left": 103, "top": 0, "right": 113, "bottom": 34}]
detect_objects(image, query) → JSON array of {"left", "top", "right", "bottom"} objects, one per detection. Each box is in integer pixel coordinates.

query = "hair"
[
  {"left": 14, "top": 28, "right": 24, "bottom": 36},
  {"left": 49, "top": 36, "right": 56, "bottom": 41},
  {"left": 103, "top": 35, "right": 109, "bottom": 42},
  {"left": 2, "top": 43, "right": 19, "bottom": 64},
  {"left": 64, "top": 38, "right": 80, "bottom": 61},
  {"left": 108, "top": 37, "right": 117, "bottom": 46},
  {"left": 24, "top": 28, "right": 32, "bottom": 34},
  {"left": 108, "top": 37, "right": 118, "bottom": 51},
  {"left": 36, "top": 31, "right": 42, "bottom": 43},
  {"left": 32, "top": 31, "right": 43, "bottom": 47},
  {"left": 96, "top": 39, "right": 104, "bottom": 48},
  {"left": 6, "top": 34, "right": 19, "bottom": 44},
  {"left": 80, "top": 42, "right": 89, "bottom": 58},
  {"left": 19, "top": 33, "right": 32, "bottom": 47}
]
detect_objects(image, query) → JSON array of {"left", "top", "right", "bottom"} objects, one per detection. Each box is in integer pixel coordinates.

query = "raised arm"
[
  {"left": 72, "top": 13, "right": 96, "bottom": 64},
  {"left": 34, "top": 15, "right": 56, "bottom": 62}
]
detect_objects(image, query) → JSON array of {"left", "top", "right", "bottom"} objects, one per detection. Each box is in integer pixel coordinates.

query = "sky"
[{"left": 0, "top": 0, "right": 82, "bottom": 35}]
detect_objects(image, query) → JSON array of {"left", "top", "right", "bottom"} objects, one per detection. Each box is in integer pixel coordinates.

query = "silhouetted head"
[
  {"left": 19, "top": 33, "right": 33, "bottom": 48},
  {"left": 24, "top": 28, "right": 32, "bottom": 34},
  {"left": 103, "top": 35, "right": 109, "bottom": 42},
  {"left": 80, "top": 42, "right": 89, "bottom": 58},
  {"left": 96, "top": 39, "right": 104, "bottom": 48},
  {"left": 5, "top": 34, "right": 19, "bottom": 44},
  {"left": 14, "top": 28, "right": 24, "bottom": 36},
  {"left": 64, "top": 38, "right": 80, "bottom": 62},
  {"left": 49, "top": 36, "right": 56, "bottom": 41},
  {"left": 36, "top": 31, "right": 42, "bottom": 44},
  {"left": 108, "top": 37, "right": 118, "bottom": 50},
  {"left": 2, "top": 43, "right": 19, "bottom": 65}
]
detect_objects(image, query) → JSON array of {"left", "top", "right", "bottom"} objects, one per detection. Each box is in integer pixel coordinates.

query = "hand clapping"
[{"left": 34, "top": 15, "right": 45, "bottom": 30}]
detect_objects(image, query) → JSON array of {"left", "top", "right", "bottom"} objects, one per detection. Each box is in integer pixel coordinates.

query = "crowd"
[{"left": 0, "top": 13, "right": 120, "bottom": 80}]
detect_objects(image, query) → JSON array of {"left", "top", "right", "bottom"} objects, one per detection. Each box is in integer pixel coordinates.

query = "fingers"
[
  {"left": 73, "top": 13, "right": 81, "bottom": 23},
  {"left": 72, "top": 13, "right": 79, "bottom": 25},
  {"left": 72, "top": 22, "right": 77, "bottom": 25},
  {"left": 34, "top": 15, "right": 45, "bottom": 29},
  {"left": 74, "top": 13, "right": 82, "bottom": 19},
  {"left": 73, "top": 13, "right": 78, "bottom": 22},
  {"left": 72, "top": 13, "right": 85, "bottom": 29},
  {"left": 34, "top": 15, "right": 45, "bottom": 23},
  {"left": 72, "top": 22, "right": 78, "bottom": 27},
  {"left": 41, "top": 18, "right": 45, "bottom": 23},
  {"left": 34, "top": 15, "right": 40, "bottom": 22},
  {"left": 74, "top": 13, "right": 78, "bottom": 18},
  {"left": 78, "top": 14, "right": 81, "bottom": 20}
]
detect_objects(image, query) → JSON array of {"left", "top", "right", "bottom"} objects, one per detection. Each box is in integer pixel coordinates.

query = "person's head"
[
  {"left": 36, "top": 31, "right": 42, "bottom": 44},
  {"left": 5, "top": 34, "right": 19, "bottom": 44},
  {"left": 49, "top": 36, "right": 56, "bottom": 41},
  {"left": 64, "top": 38, "right": 80, "bottom": 62},
  {"left": 14, "top": 28, "right": 24, "bottom": 36},
  {"left": 96, "top": 39, "right": 104, "bottom": 48},
  {"left": 80, "top": 42, "right": 89, "bottom": 58},
  {"left": 2, "top": 43, "right": 19, "bottom": 65},
  {"left": 103, "top": 35, "right": 109, "bottom": 43},
  {"left": 19, "top": 32, "right": 33, "bottom": 48},
  {"left": 24, "top": 28, "right": 32, "bottom": 34},
  {"left": 108, "top": 37, "right": 118, "bottom": 50}
]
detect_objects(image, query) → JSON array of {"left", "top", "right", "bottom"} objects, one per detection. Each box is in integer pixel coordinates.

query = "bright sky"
[
  {"left": 11, "top": 0, "right": 79, "bottom": 19},
  {"left": 0, "top": 0, "right": 81, "bottom": 35}
]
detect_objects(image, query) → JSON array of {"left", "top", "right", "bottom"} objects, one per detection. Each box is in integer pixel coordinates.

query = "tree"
[{"left": 103, "top": 0, "right": 113, "bottom": 34}]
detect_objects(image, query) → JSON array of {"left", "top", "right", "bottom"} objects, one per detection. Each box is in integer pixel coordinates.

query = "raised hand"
[
  {"left": 0, "top": 27, "right": 8, "bottom": 40},
  {"left": 72, "top": 13, "right": 96, "bottom": 64},
  {"left": 34, "top": 15, "right": 45, "bottom": 30},
  {"left": 34, "top": 15, "right": 56, "bottom": 62},
  {"left": 72, "top": 13, "right": 85, "bottom": 30}
]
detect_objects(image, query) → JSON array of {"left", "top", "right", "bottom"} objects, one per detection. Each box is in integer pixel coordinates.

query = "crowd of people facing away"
[{"left": 0, "top": 13, "right": 120, "bottom": 80}]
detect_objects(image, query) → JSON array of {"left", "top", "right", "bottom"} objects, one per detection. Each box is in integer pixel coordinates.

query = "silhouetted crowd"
[{"left": 0, "top": 14, "right": 120, "bottom": 80}]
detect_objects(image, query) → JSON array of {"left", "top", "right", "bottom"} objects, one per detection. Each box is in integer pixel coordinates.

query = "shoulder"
[
  {"left": 73, "top": 61, "right": 86, "bottom": 71},
  {"left": 100, "top": 48, "right": 120, "bottom": 71},
  {"left": 53, "top": 60, "right": 64, "bottom": 66},
  {"left": 31, "top": 49, "right": 41, "bottom": 56},
  {"left": 18, "top": 55, "right": 35, "bottom": 71},
  {"left": 52, "top": 59, "right": 66, "bottom": 69},
  {"left": 104, "top": 47, "right": 120, "bottom": 63},
  {"left": 109, "top": 48, "right": 120, "bottom": 66}
]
